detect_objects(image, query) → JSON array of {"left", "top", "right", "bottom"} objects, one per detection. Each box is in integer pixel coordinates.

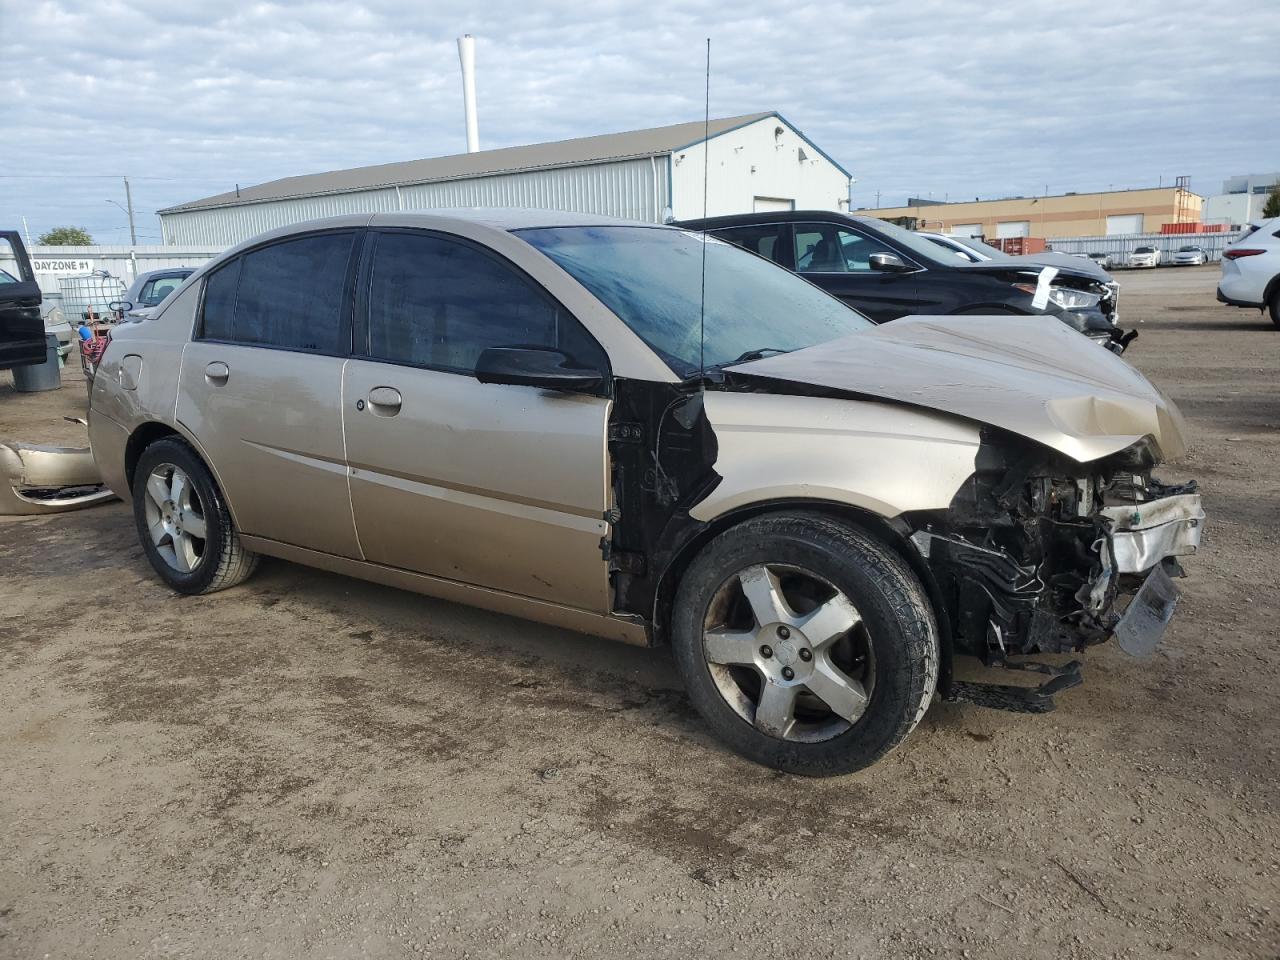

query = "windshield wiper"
[{"left": 730, "top": 347, "right": 791, "bottom": 364}]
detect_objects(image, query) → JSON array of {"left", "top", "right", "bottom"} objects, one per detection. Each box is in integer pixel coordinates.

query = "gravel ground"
[{"left": 2, "top": 264, "right": 1277, "bottom": 960}]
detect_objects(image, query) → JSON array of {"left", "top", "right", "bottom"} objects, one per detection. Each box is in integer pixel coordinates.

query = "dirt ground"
[{"left": 1, "top": 265, "right": 1277, "bottom": 960}]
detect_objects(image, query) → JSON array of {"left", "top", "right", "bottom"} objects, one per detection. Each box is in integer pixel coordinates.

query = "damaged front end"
[{"left": 908, "top": 433, "right": 1203, "bottom": 703}]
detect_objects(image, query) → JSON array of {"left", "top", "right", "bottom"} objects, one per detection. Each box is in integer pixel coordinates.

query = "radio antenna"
[{"left": 698, "top": 37, "right": 711, "bottom": 387}]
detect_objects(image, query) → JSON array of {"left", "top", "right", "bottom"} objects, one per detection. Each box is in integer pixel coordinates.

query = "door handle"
[
  {"left": 205, "top": 361, "right": 229, "bottom": 384},
  {"left": 367, "top": 386, "right": 402, "bottom": 416}
]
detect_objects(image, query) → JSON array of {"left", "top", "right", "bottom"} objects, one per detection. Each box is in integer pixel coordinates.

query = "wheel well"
[
  {"left": 1264, "top": 274, "right": 1280, "bottom": 308},
  {"left": 651, "top": 499, "right": 955, "bottom": 693},
  {"left": 124, "top": 422, "right": 180, "bottom": 491}
]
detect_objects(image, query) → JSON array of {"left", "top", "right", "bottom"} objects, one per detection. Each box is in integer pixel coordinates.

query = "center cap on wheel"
[{"left": 773, "top": 636, "right": 800, "bottom": 667}]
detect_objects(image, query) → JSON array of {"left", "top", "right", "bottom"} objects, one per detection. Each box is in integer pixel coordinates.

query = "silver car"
[{"left": 87, "top": 211, "right": 1204, "bottom": 775}]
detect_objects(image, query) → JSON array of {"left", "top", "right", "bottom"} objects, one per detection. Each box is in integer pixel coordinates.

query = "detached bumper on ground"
[{"left": 0, "top": 442, "right": 117, "bottom": 516}]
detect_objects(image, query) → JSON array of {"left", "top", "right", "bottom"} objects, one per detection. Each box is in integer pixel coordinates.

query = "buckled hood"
[{"left": 729, "top": 314, "right": 1187, "bottom": 464}]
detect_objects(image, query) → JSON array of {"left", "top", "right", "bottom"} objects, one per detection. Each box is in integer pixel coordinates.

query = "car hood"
[
  {"left": 728, "top": 314, "right": 1187, "bottom": 464},
  {"left": 955, "top": 257, "right": 1109, "bottom": 287},
  {"left": 1013, "top": 251, "right": 1113, "bottom": 282}
]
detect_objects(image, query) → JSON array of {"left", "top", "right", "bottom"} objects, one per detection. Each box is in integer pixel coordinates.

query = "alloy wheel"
[
  {"left": 142, "top": 463, "right": 208, "bottom": 573},
  {"left": 702, "top": 563, "right": 875, "bottom": 743}
]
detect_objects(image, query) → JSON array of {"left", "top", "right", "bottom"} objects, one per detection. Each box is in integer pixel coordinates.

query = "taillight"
[{"left": 1223, "top": 248, "right": 1266, "bottom": 259}]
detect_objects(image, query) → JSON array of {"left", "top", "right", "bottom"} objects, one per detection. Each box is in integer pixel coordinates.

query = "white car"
[
  {"left": 1217, "top": 217, "right": 1280, "bottom": 328},
  {"left": 1172, "top": 245, "right": 1207, "bottom": 266},
  {"left": 1128, "top": 245, "right": 1161, "bottom": 268}
]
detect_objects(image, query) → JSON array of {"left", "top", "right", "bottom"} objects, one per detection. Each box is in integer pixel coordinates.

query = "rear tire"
[
  {"left": 671, "top": 513, "right": 939, "bottom": 776},
  {"left": 1269, "top": 287, "right": 1280, "bottom": 329},
  {"left": 132, "top": 438, "right": 259, "bottom": 594}
]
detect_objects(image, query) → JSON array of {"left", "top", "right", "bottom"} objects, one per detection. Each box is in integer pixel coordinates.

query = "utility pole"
[
  {"left": 875, "top": 190, "right": 881, "bottom": 208},
  {"left": 123, "top": 176, "right": 137, "bottom": 246}
]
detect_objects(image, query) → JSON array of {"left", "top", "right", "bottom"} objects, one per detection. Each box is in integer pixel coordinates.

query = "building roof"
[{"left": 160, "top": 112, "right": 778, "bottom": 215}]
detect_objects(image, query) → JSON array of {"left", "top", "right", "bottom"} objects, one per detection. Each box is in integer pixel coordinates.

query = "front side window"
[
  {"left": 519, "top": 226, "right": 870, "bottom": 379},
  {"left": 793, "top": 223, "right": 898, "bottom": 273},
  {"left": 199, "top": 232, "right": 355, "bottom": 351},
  {"left": 364, "top": 231, "right": 605, "bottom": 374}
]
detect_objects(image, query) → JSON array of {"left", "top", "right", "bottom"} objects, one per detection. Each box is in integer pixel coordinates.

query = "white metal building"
[
  {"left": 157, "top": 112, "right": 852, "bottom": 247},
  {"left": 1202, "top": 172, "right": 1280, "bottom": 227}
]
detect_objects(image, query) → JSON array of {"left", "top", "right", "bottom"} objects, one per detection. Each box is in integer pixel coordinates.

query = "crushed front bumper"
[{"left": 1103, "top": 493, "right": 1205, "bottom": 573}]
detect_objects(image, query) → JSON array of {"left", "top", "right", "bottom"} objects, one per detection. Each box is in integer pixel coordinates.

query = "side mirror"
[
  {"left": 868, "top": 252, "right": 912, "bottom": 273},
  {"left": 474, "top": 346, "right": 603, "bottom": 393}
]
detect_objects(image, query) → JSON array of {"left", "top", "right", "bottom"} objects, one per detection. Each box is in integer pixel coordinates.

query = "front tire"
[
  {"left": 672, "top": 513, "right": 939, "bottom": 776},
  {"left": 132, "top": 438, "right": 259, "bottom": 594}
]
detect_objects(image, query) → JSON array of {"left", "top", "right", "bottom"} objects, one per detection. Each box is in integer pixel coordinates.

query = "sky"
[{"left": 1, "top": 0, "right": 1277, "bottom": 245}]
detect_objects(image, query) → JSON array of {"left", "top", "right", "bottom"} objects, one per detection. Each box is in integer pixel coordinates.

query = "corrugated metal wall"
[
  {"left": 1, "top": 245, "right": 221, "bottom": 296},
  {"left": 160, "top": 157, "right": 668, "bottom": 246},
  {"left": 1045, "top": 230, "right": 1246, "bottom": 264}
]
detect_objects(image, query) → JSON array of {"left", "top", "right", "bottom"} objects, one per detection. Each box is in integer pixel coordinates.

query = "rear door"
[
  {"left": 0, "top": 231, "right": 46, "bottom": 370},
  {"left": 342, "top": 228, "right": 613, "bottom": 611},
  {"left": 791, "top": 221, "right": 921, "bottom": 322},
  {"left": 176, "top": 229, "right": 363, "bottom": 558}
]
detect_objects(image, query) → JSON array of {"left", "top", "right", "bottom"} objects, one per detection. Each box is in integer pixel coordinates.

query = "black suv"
[
  {"left": 677, "top": 211, "right": 1129, "bottom": 351},
  {"left": 0, "top": 230, "right": 45, "bottom": 371}
]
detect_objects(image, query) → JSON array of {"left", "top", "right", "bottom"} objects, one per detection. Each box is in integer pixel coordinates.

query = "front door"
[
  {"left": 342, "top": 229, "right": 612, "bottom": 612},
  {"left": 176, "top": 230, "right": 362, "bottom": 558},
  {"left": 792, "top": 221, "right": 921, "bottom": 323}
]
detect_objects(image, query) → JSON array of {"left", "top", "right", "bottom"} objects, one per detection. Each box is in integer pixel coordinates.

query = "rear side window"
[
  {"left": 200, "top": 259, "right": 241, "bottom": 341},
  {"left": 364, "top": 231, "right": 606, "bottom": 374},
  {"left": 139, "top": 275, "right": 185, "bottom": 306},
  {"left": 199, "top": 232, "right": 356, "bottom": 353},
  {"left": 713, "top": 224, "right": 788, "bottom": 264}
]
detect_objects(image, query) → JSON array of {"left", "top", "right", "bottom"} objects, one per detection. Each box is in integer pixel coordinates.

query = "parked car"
[
  {"left": 88, "top": 212, "right": 1204, "bottom": 775},
  {"left": 681, "top": 212, "right": 1128, "bottom": 350},
  {"left": 0, "top": 230, "right": 46, "bottom": 371},
  {"left": 1172, "top": 245, "right": 1207, "bottom": 266},
  {"left": 919, "top": 233, "right": 1121, "bottom": 319},
  {"left": 1086, "top": 252, "right": 1113, "bottom": 270},
  {"left": 118, "top": 268, "right": 196, "bottom": 320},
  {"left": 1217, "top": 216, "right": 1280, "bottom": 328},
  {"left": 1128, "top": 245, "right": 1161, "bottom": 268}
]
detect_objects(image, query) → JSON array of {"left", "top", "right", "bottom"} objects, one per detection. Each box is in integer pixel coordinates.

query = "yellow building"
[{"left": 857, "top": 186, "right": 1202, "bottom": 239}]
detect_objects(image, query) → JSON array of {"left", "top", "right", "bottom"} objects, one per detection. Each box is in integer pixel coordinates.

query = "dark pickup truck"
[{"left": 1, "top": 231, "right": 46, "bottom": 371}]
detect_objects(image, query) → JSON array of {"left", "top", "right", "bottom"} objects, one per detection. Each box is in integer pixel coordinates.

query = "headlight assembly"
[{"left": 1014, "top": 282, "right": 1103, "bottom": 311}]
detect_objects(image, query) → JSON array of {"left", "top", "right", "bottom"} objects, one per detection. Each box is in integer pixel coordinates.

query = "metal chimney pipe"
[{"left": 457, "top": 35, "right": 479, "bottom": 153}]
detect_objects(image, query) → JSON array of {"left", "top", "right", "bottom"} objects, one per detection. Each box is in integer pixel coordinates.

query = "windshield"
[
  {"left": 519, "top": 226, "right": 871, "bottom": 378},
  {"left": 1135, "top": 246, "right": 1156, "bottom": 254},
  {"left": 1178, "top": 246, "right": 1199, "bottom": 252},
  {"left": 850, "top": 217, "right": 952, "bottom": 265}
]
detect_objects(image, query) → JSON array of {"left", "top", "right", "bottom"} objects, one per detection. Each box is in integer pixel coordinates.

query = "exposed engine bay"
[{"left": 907, "top": 432, "right": 1204, "bottom": 664}]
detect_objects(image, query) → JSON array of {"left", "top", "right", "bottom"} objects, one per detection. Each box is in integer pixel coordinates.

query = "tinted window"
[
  {"left": 794, "top": 223, "right": 897, "bottom": 273},
  {"left": 365, "top": 231, "right": 605, "bottom": 374},
  {"left": 200, "top": 258, "right": 241, "bottom": 341},
  {"left": 230, "top": 233, "right": 355, "bottom": 352},
  {"left": 519, "top": 226, "right": 870, "bottom": 379},
  {"left": 713, "top": 224, "right": 788, "bottom": 264}
]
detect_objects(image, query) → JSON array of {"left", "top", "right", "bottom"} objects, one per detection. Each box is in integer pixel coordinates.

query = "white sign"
[{"left": 32, "top": 258, "right": 95, "bottom": 273}]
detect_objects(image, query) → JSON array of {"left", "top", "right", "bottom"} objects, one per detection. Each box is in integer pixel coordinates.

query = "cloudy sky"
[{"left": 1, "top": 0, "right": 1276, "bottom": 244}]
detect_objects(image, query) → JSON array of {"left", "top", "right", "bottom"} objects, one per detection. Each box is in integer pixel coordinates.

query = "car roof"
[{"left": 676, "top": 210, "right": 874, "bottom": 230}]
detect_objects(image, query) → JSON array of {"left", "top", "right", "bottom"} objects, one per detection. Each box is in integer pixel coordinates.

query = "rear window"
[{"left": 198, "top": 232, "right": 356, "bottom": 353}]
